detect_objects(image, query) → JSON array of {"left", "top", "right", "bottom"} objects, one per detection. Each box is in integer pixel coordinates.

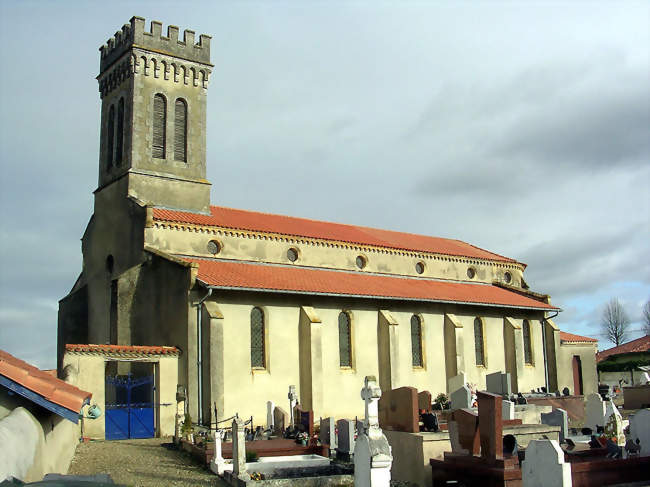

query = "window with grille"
[
  {"left": 152, "top": 94, "right": 166, "bottom": 159},
  {"left": 106, "top": 105, "right": 115, "bottom": 167},
  {"left": 523, "top": 320, "right": 533, "bottom": 364},
  {"left": 474, "top": 318, "right": 485, "bottom": 366},
  {"left": 338, "top": 312, "right": 352, "bottom": 367},
  {"left": 174, "top": 99, "right": 187, "bottom": 162},
  {"left": 251, "top": 307, "right": 265, "bottom": 368},
  {"left": 115, "top": 98, "right": 124, "bottom": 166},
  {"left": 411, "top": 315, "right": 423, "bottom": 367}
]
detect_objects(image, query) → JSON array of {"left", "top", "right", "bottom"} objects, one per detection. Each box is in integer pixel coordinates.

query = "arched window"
[
  {"left": 338, "top": 312, "right": 352, "bottom": 367},
  {"left": 174, "top": 99, "right": 187, "bottom": 162},
  {"left": 411, "top": 315, "right": 423, "bottom": 367},
  {"left": 152, "top": 94, "right": 166, "bottom": 159},
  {"left": 106, "top": 105, "right": 115, "bottom": 167},
  {"left": 474, "top": 318, "right": 485, "bottom": 366},
  {"left": 523, "top": 320, "right": 533, "bottom": 364},
  {"left": 115, "top": 98, "right": 124, "bottom": 166},
  {"left": 250, "top": 307, "right": 265, "bottom": 368}
]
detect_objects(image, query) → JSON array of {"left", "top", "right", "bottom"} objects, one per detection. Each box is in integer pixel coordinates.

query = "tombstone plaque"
[
  {"left": 477, "top": 391, "right": 503, "bottom": 460},
  {"left": 378, "top": 386, "right": 419, "bottom": 432},
  {"left": 320, "top": 417, "right": 337, "bottom": 449},
  {"left": 486, "top": 371, "right": 512, "bottom": 397},
  {"left": 273, "top": 406, "right": 289, "bottom": 435},
  {"left": 450, "top": 385, "right": 472, "bottom": 410},
  {"left": 522, "top": 439, "right": 572, "bottom": 487},
  {"left": 337, "top": 419, "right": 356, "bottom": 455},
  {"left": 541, "top": 408, "right": 568, "bottom": 443},
  {"left": 502, "top": 400, "right": 515, "bottom": 421},
  {"left": 629, "top": 409, "right": 650, "bottom": 457},
  {"left": 585, "top": 393, "right": 605, "bottom": 431},
  {"left": 418, "top": 390, "right": 433, "bottom": 412},
  {"left": 266, "top": 400, "right": 274, "bottom": 430},
  {"left": 448, "top": 372, "right": 467, "bottom": 395}
]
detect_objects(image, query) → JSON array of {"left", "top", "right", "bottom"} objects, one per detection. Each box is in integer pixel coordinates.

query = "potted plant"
[
  {"left": 434, "top": 392, "right": 450, "bottom": 410},
  {"left": 296, "top": 431, "right": 309, "bottom": 446}
]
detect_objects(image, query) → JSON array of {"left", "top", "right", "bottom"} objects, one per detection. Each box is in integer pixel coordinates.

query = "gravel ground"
[{"left": 68, "top": 437, "right": 228, "bottom": 487}]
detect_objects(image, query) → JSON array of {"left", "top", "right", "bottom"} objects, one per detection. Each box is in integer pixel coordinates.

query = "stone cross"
[
  {"left": 522, "top": 439, "right": 572, "bottom": 487},
  {"left": 232, "top": 416, "right": 249, "bottom": 480},
  {"left": 361, "top": 375, "right": 382, "bottom": 436},
  {"left": 209, "top": 429, "right": 226, "bottom": 475},
  {"left": 266, "top": 400, "right": 275, "bottom": 430},
  {"left": 288, "top": 385, "right": 298, "bottom": 426}
]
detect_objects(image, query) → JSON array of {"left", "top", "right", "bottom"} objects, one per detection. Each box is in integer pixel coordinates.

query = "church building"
[{"left": 58, "top": 17, "right": 598, "bottom": 439}]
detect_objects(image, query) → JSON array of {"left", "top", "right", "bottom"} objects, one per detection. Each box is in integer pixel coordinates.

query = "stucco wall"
[
  {"left": 0, "top": 406, "right": 80, "bottom": 483},
  {"left": 557, "top": 342, "right": 598, "bottom": 396}
]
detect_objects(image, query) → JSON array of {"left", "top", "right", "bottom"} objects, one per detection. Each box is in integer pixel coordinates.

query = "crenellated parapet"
[{"left": 99, "top": 16, "right": 211, "bottom": 74}]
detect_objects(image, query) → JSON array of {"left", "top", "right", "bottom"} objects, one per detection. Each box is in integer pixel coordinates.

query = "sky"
[{"left": 0, "top": 1, "right": 648, "bottom": 369}]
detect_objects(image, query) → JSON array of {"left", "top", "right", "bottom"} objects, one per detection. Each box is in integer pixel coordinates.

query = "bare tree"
[
  {"left": 643, "top": 300, "right": 650, "bottom": 335},
  {"left": 601, "top": 298, "right": 630, "bottom": 346}
]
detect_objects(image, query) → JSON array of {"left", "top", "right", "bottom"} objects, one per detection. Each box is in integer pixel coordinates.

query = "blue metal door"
[{"left": 105, "top": 375, "right": 155, "bottom": 440}]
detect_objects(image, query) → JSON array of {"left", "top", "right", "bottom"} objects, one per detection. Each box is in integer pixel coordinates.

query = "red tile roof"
[
  {"left": 65, "top": 344, "right": 180, "bottom": 356},
  {"left": 596, "top": 335, "right": 650, "bottom": 362},
  {"left": 153, "top": 206, "right": 520, "bottom": 265},
  {"left": 188, "top": 258, "right": 557, "bottom": 310},
  {"left": 0, "top": 349, "right": 91, "bottom": 414},
  {"left": 560, "top": 331, "right": 598, "bottom": 344}
]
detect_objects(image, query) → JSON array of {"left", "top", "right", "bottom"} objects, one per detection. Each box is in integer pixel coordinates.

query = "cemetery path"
[{"left": 68, "top": 437, "right": 227, "bottom": 487}]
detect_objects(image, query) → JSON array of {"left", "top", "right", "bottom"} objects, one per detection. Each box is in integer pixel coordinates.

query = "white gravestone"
[
  {"left": 522, "top": 439, "right": 572, "bottom": 487},
  {"left": 604, "top": 400, "right": 624, "bottom": 444},
  {"left": 320, "top": 417, "right": 337, "bottom": 449},
  {"left": 288, "top": 385, "right": 298, "bottom": 427},
  {"left": 209, "top": 429, "right": 227, "bottom": 475},
  {"left": 450, "top": 384, "right": 472, "bottom": 410},
  {"left": 584, "top": 393, "right": 605, "bottom": 431},
  {"left": 629, "top": 408, "right": 650, "bottom": 457},
  {"left": 354, "top": 376, "right": 392, "bottom": 487},
  {"left": 337, "top": 419, "right": 356, "bottom": 455},
  {"left": 267, "top": 401, "right": 275, "bottom": 430},
  {"left": 448, "top": 372, "right": 467, "bottom": 395},
  {"left": 541, "top": 409, "right": 568, "bottom": 443},
  {"left": 232, "top": 416, "right": 249, "bottom": 480},
  {"left": 502, "top": 400, "right": 515, "bottom": 420}
]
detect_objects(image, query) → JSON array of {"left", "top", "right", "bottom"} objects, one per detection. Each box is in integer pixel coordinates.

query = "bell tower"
[{"left": 96, "top": 17, "right": 212, "bottom": 213}]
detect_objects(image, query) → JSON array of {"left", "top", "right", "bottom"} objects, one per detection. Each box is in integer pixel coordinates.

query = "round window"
[
  {"left": 415, "top": 262, "right": 425, "bottom": 274},
  {"left": 207, "top": 240, "right": 222, "bottom": 255},
  {"left": 504, "top": 271, "right": 512, "bottom": 283},
  {"left": 467, "top": 267, "right": 476, "bottom": 279},
  {"left": 287, "top": 248, "right": 299, "bottom": 262},
  {"left": 356, "top": 255, "right": 367, "bottom": 269}
]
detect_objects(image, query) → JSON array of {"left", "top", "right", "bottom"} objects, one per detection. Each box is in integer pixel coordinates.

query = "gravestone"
[
  {"left": 452, "top": 408, "right": 480, "bottom": 455},
  {"left": 541, "top": 408, "right": 568, "bottom": 443},
  {"left": 320, "top": 417, "right": 337, "bottom": 449},
  {"left": 522, "top": 439, "right": 572, "bottom": 487},
  {"left": 502, "top": 400, "right": 515, "bottom": 420},
  {"left": 378, "top": 386, "right": 419, "bottom": 432},
  {"left": 477, "top": 391, "right": 503, "bottom": 460},
  {"left": 486, "top": 371, "right": 512, "bottom": 397},
  {"left": 273, "top": 406, "right": 289, "bottom": 435},
  {"left": 603, "top": 400, "right": 624, "bottom": 444},
  {"left": 266, "top": 400, "right": 274, "bottom": 430},
  {"left": 418, "top": 390, "right": 432, "bottom": 412},
  {"left": 209, "top": 429, "right": 226, "bottom": 475},
  {"left": 585, "top": 393, "right": 605, "bottom": 431},
  {"left": 628, "top": 409, "right": 650, "bottom": 457},
  {"left": 232, "top": 417, "right": 249, "bottom": 481},
  {"left": 337, "top": 419, "right": 356, "bottom": 455},
  {"left": 447, "top": 421, "right": 468, "bottom": 454},
  {"left": 450, "top": 384, "right": 472, "bottom": 410},
  {"left": 288, "top": 385, "right": 298, "bottom": 426},
  {"left": 294, "top": 406, "right": 314, "bottom": 436},
  {"left": 448, "top": 372, "right": 466, "bottom": 395},
  {"left": 354, "top": 376, "right": 392, "bottom": 487}
]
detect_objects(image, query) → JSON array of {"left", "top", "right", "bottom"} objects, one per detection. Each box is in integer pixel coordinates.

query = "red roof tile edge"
[
  {"left": 65, "top": 344, "right": 180, "bottom": 355},
  {"left": 153, "top": 205, "right": 523, "bottom": 266},
  {"left": 559, "top": 331, "right": 598, "bottom": 344},
  {"left": 596, "top": 335, "right": 650, "bottom": 362},
  {"left": 188, "top": 258, "right": 558, "bottom": 311},
  {"left": 0, "top": 349, "right": 91, "bottom": 414}
]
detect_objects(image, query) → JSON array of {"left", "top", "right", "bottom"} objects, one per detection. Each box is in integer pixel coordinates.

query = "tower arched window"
[
  {"left": 115, "top": 98, "right": 124, "bottom": 166},
  {"left": 474, "top": 317, "right": 485, "bottom": 366},
  {"left": 523, "top": 320, "right": 533, "bottom": 364},
  {"left": 251, "top": 307, "right": 265, "bottom": 368},
  {"left": 174, "top": 98, "right": 187, "bottom": 162},
  {"left": 411, "top": 315, "right": 423, "bottom": 367},
  {"left": 152, "top": 94, "right": 166, "bottom": 159},
  {"left": 338, "top": 312, "right": 352, "bottom": 367},
  {"left": 106, "top": 105, "right": 115, "bottom": 167}
]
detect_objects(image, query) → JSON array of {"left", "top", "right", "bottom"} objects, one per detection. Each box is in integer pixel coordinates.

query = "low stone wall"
[{"left": 0, "top": 407, "right": 80, "bottom": 482}]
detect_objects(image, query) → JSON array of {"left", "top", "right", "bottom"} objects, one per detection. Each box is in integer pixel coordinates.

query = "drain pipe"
[
  {"left": 542, "top": 310, "right": 559, "bottom": 392},
  {"left": 193, "top": 287, "right": 212, "bottom": 426}
]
